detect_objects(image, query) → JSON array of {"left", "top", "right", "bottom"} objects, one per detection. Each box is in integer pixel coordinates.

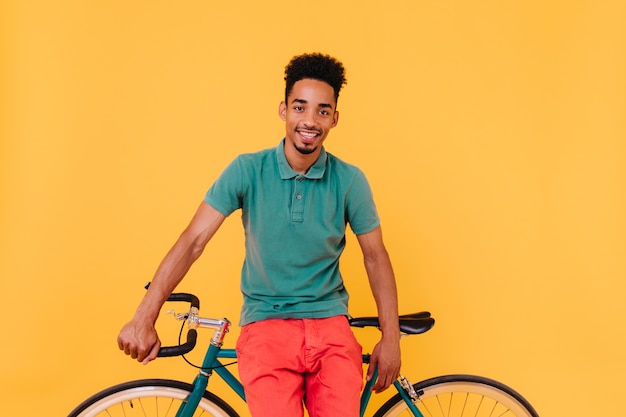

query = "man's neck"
[{"left": 284, "top": 146, "right": 321, "bottom": 174}]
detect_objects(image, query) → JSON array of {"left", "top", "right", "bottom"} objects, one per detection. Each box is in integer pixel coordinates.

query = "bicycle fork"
[
  {"left": 176, "top": 369, "right": 211, "bottom": 417},
  {"left": 394, "top": 375, "right": 424, "bottom": 417},
  {"left": 175, "top": 315, "right": 232, "bottom": 417}
]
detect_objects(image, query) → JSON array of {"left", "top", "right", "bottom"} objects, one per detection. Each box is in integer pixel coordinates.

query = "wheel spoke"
[
  {"left": 68, "top": 380, "right": 239, "bottom": 417},
  {"left": 374, "top": 375, "right": 538, "bottom": 417}
]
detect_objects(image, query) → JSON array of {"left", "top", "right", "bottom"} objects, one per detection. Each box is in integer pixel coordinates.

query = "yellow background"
[{"left": 1, "top": 1, "right": 624, "bottom": 416}]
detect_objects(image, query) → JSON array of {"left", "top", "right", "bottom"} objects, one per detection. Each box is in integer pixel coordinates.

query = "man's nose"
[{"left": 302, "top": 110, "right": 317, "bottom": 126}]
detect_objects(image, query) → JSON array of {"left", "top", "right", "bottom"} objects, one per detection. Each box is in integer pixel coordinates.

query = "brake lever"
[{"left": 167, "top": 307, "right": 200, "bottom": 328}]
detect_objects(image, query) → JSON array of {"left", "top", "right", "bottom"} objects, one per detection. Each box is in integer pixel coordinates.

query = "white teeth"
[{"left": 299, "top": 131, "right": 317, "bottom": 138}]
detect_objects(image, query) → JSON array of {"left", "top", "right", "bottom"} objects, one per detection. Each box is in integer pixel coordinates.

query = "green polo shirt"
[{"left": 205, "top": 140, "right": 380, "bottom": 326}]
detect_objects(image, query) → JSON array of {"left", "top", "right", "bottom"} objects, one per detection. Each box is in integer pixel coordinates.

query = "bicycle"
[{"left": 69, "top": 291, "right": 539, "bottom": 417}]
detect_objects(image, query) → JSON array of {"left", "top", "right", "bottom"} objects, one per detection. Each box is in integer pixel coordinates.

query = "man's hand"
[
  {"left": 367, "top": 336, "right": 401, "bottom": 393},
  {"left": 117, "top": 318, "right": 161, "bottom": 365}
]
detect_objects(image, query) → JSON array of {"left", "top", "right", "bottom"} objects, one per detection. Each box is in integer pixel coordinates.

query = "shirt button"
[
  {"left": 296, "top": 194, "right": 302, "bottom": 200},
  {"left": 297, "top": 177, "right": 304, "bottom": 182}
]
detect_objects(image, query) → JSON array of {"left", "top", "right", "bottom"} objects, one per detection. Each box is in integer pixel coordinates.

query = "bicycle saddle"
[{"left": 348, "top": 312, "right": 435, "bottom": 335}]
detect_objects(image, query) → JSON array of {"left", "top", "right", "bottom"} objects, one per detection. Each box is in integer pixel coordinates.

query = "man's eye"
[
  {"left": 319, "top": 110, "right": 329, "bottom": 115},
  {"left": 294, "top": 106, "right": 304, "bottom": 111}
]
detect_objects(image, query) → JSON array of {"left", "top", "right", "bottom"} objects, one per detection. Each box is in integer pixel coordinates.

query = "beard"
[{"left": 294, "top": 143, "right": 317, "bottom": 155}]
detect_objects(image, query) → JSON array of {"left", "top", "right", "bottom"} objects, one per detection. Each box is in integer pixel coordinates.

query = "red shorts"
[{"left": 236, "top": 316, "right": 363, "bottom": 417}]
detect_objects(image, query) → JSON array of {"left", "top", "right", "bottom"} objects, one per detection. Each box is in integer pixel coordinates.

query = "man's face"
[{"left": 279, "top": 78, "right": 339, "bottom": 156}]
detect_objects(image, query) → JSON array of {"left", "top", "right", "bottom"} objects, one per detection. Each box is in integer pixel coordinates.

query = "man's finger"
[
  {"left": 143, "top": 340, "right": 161, "bottom": 365},
  {"left": 366, "top": 364, "right": 376, "bottom": 381}
]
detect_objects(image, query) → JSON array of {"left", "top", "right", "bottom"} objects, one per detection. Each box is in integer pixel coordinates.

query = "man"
[{"left": 118, "top": 53, "right": 401, "bottom": 417}]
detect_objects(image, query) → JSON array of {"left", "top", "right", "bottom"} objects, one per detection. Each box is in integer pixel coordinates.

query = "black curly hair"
[{"left": 284, "top": 53, "right": 347, "bottom": 103}]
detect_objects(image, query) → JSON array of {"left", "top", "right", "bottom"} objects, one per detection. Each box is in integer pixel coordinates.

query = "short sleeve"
[
  {"left": 345, "top": 169, "right": 380, "bottom": 235},
  {"left": 204, "top": 157, "right": 246, "bottom": 217}
]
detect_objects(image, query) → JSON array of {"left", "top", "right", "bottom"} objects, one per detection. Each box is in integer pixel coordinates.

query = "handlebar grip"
[
  {"left": 166, "top": 292, "right": 200, "bottom": 309},
  {"left": 144, "top": 282, "right": 200, "bottom": 310},
  {"left": 157, "top": 328, "right": 198, "bottom": 357}
]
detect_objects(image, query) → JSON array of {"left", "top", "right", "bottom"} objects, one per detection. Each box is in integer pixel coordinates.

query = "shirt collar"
[{"left": 276, "top": 139, "right": 327, "bottom": 180}]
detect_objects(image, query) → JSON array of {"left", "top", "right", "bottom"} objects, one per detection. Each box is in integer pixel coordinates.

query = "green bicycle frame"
[
  {"left": 174, "top": 345, "right": 423, "bottom": 417},
  {"left": 173, "top": 345, "right": 245, "bottom": 417}
]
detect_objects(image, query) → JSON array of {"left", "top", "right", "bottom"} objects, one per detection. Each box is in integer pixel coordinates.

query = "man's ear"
[
  {"left": 332, "top": 110, "right": 339, "bottom": 128},
  {"left": 278, "top": 101, "right": 287, "bottom": 121}
]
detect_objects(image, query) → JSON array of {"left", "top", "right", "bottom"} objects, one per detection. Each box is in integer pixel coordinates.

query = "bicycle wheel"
[
  {"left": 68, "top": 379, "right": 240, "bottom": 417},
  {"left": 374, "top": 374, "right": 538, "bottom": 417}
]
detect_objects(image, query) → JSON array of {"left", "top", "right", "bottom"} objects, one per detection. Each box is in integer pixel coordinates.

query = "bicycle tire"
[
  {"left": 68, "top": 379, "right": 240, "bottom": 417},
  {"left": 373, "top": 374, "right": 539, "bottom": 417}
]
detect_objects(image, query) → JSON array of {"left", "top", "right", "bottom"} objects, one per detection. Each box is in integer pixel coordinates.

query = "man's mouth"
[{"left": 297, "top": 129, "right": 320, "bottom": 142}]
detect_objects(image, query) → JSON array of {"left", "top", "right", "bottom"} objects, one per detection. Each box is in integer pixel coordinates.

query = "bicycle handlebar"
[
  {"left": 152, "top": 288, "right": 201, "bottom": 357},
  {"left": 144, "top": 282, "right": 200, "bottom": 310},
  {"left": 165, "top": 292, "right": 200, "bottom": 309},
  {"left": 157, "top": 328, "right": 198, "bottom": 357},
  {"left": 149, "top": 285, "right": 435, "bottom": 357}
]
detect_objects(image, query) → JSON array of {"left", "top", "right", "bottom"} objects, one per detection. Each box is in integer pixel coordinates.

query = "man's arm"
[
  {"left": 356, "top": 225, "right": 401, "bottom": 393},
  {"left": 117, "top": 201, "right": 226, "bottom": 364}
]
